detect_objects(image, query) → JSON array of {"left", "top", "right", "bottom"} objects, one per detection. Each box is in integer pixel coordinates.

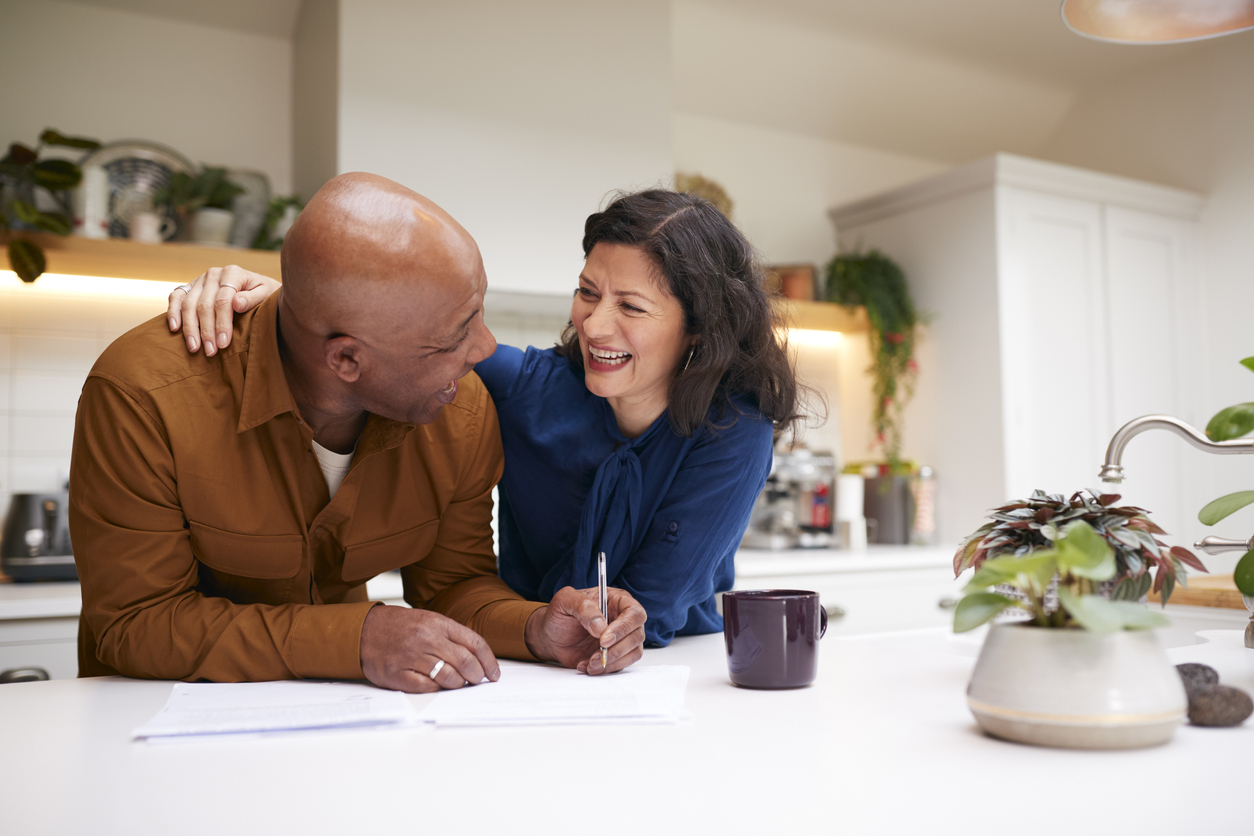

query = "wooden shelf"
[
  {"left": 2, "top": 231, "right": 282, "bottom": 283},
  {"left": 773, "top": 298, "right": 868, "bottom": 333},
  {"left": 3, "top": 235, "right": 865, "bottom": 336}
]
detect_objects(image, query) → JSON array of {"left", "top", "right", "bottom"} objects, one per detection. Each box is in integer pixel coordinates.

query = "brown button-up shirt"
[{"left": 69, "top": 291, "right": 543, "bottom": 681}]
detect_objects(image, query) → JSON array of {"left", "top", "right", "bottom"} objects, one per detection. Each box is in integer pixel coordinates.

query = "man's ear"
[{"left": 325, "top": 336, "right": 363, "bottom": 383}]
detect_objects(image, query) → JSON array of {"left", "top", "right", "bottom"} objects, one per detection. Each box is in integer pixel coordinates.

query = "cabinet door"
[
  {"left": 997, "top": 187, "right": 1111, "bottom": 499},
  {"left": 1103, "top": 206, "right": 1196, "bottom": 539}
]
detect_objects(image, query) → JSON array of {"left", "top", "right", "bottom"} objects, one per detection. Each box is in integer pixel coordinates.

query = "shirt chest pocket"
[
  {"left": 189, "top": 522, "right": 304, "bottom": 579},
  {"left": 342, "top": 520, "right": 440, "bottom": 582}
]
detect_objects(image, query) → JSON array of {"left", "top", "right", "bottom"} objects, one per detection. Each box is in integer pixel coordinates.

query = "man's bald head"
[
  {"left": 274, "top": 172, "right": 496, "bottom": 430},
  {"left": 280, "top": 172, "right": 483, "bottom": 337}
]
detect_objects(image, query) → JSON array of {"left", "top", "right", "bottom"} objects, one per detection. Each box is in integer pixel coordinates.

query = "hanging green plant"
[{"left": 825, "top": 249, "right": 919, "bottom": 468}]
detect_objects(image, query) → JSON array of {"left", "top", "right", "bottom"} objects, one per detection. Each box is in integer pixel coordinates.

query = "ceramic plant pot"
[
  {"left": 967, "top": 623, "right": 1186, "bottom": 749},
  {"left": 191, "top": 208, "right": 235, "bottom": 245}
]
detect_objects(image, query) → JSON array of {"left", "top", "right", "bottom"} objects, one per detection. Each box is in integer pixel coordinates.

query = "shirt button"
[{"left": 667, "top": 521, "right": 679, "bottom": 532}]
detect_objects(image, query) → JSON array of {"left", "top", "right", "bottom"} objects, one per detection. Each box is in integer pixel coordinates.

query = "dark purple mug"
[{"left": 723, "top": 589, "right": 828, "bottom": 689}]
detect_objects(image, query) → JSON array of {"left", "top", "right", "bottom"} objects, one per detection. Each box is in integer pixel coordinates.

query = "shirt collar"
[
  {"left": 237, "top": 291, "right": 301, "bottom": 433},
  {"left": 236, "top": 292, "right": 417, "bottom": 452}
]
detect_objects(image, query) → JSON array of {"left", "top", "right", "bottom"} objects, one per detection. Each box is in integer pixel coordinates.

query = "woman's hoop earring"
[{"left": 683, "top": 346, "right": 695, "bottom": 372}]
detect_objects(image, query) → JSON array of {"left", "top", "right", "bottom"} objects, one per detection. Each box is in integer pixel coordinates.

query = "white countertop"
[{"left": 0, "top": 627, "right": 1247, "bottom": 835}]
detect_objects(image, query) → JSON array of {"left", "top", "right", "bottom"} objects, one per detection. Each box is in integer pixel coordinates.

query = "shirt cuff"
[
  {"left": 290, "top": 601, "right": 379, "bottom": 680},
  {"left": 479, "top": 599, "right": 548, "bottom": 662}
]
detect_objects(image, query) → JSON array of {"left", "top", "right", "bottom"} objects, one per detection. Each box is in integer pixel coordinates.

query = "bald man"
[{"left": 69, "top": 173, "right": 646, "bottom": 690}]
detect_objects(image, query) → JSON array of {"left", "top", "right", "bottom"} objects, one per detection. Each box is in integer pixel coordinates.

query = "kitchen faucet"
[{"left": 1098, "top": 414, "right": 1254, "bottom": 647}]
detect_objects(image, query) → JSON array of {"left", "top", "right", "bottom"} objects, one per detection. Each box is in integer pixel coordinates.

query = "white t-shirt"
[{"left": 311, "top": 439, "right": 355, "bottom": 499}]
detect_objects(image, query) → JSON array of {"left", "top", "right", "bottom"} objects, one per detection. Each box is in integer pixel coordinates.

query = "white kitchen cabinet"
[
  {"left": 0, "top": 583, "right": 81, "bottom": 680},
  {"left": 730, "top": 547, "right": 963, "bottom": 636},
  {"left": 828, "top": 155, "right": 1203, "bottom": 546}
]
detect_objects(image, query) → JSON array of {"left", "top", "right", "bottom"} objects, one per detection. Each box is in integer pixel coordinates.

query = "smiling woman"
[{"left": 476, "top": 189, "right": 807, "bottom": 645}]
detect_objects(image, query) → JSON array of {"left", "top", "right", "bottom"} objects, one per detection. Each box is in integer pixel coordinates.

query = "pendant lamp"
[{"left": 1062, "top": 0, "right": 1254, "bottom": 43}]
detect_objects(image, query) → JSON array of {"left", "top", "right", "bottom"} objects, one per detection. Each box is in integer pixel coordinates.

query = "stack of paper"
[
  {"left": 417, "top": 664, "right": 690, "bottom": 726},
  {"left": 133, "top": 680, "right": 420, "bottom": 742}
]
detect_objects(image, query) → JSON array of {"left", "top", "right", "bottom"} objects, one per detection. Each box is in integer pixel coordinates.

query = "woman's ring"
[
  {"left": 429, "top": 659, "right": 445, "bottom": 679},
  {"left": 220, "top": 283, "right": 239, "bottom": 292},
  {"left": 173, "top": 284, "right": 191, "bottom": 294}
]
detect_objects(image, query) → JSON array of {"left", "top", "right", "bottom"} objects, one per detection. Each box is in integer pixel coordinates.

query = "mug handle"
[{"left": 819, "top": 604, "right": 828, "bottom": 639}]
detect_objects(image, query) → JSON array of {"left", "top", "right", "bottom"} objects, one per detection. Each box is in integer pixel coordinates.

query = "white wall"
[
  {"left": 334, "top": 0, "right": 675, "bottom": 296},
  {"left": 672, "top": 0, "right": 1074, "bottom": 164},
  {"left": 672, "top": 112, "right": 946, "bottom": 463},
  {"left": 1043, "top": 33, "right": 1254, "bottom": 571},
  {"left": 292, "top": 0, "right": 339, "bottom": 202},
  {"left": 0, "top": 0, "right": 293, "bottom": 194}
]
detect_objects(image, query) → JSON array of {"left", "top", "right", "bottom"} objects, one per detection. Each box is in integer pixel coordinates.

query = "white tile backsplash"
[
  {"left": 12, "top": 373, "right": 86, "bottom": 413},
  {"left": 2, "top": 294, "right": 112, "bottom": 513},
  {"left": 6, "top": 292, "right": 103, "bottom": 335},
  {"left": 11, "top": 414, "right": 77, "bottom": 455},
  {"left": 9, "top": 334, "right": 101, "bottom": 372},
  {"left": 8, "top": 456, "right": 71, "bottom": 493}
]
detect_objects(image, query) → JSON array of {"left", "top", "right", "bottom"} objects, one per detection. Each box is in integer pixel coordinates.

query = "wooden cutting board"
[{"left": 1149, "top": 574, "right": 1249, "bottom": 610}]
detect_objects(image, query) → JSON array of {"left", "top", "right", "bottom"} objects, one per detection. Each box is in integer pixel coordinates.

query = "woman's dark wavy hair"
[{"left": 555, "top": 189, "right": 805, "bottom": 438}]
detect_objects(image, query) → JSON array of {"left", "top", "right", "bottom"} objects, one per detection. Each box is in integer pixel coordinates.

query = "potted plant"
[
  {"left": 252, "top": 194, "right": 304, "bottom": 251},
  {"left": 1, "top": 128, "right": 101, "bottom": 282},
  {"left": 824, "top": 249, "right": 919, "bottom": 470},
  {"left": 954, "top": 488, "right": 1205, "bottom": 604},
  {"left": 154, "top": 166, "right": 243, "bottom": 245},
  {"left": 955, "top": 521, "right": 1187, "bottom": 749},
  {"left": 1199, "top": 356, "right": 1254, "bottom": 597}
]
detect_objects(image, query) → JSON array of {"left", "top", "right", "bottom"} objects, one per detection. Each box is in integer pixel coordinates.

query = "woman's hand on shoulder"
[{"left": 167, "top": 265, "right": 280, "bottom": 356}]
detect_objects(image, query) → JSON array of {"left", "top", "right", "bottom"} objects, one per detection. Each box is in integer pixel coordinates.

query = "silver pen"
[{"left": 598, "top": 551, "right": 608, "bottom": 670}]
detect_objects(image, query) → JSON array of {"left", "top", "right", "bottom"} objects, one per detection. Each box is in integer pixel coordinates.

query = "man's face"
[{"left": 352, "top": 267, "right": 496, "bottom": 425}]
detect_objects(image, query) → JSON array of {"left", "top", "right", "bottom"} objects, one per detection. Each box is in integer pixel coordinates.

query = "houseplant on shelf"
[
  {"left": 956, "top": 520, "right": 1187, "bottom": 749},
  {"left": 1, "top": 128, "right": 101, "bottom": 282},
  {"left": 824, "top": 249, "right": 919, "bottom": 470},
  {"left": 954, "top": 488, "right": 1206, "bottom": 605},
  {"left": 1199, "top": 356, "right": 1254, "bottom": 597},
  {"left": 154, "top": 166, "right": 243, "bottom": 245}
]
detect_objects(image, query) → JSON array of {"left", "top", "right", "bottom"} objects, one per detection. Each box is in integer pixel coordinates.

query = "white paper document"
[
  {"left": 417, "top": 664, "right": 690, "bottom": 726},
  {"left": 133, "top": 680, "right": 420, "bottom": 742}
]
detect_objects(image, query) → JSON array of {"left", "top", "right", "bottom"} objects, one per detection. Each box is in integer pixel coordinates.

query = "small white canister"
[{"left": 73, "top": 165, "right": 109, "bottom": 239}]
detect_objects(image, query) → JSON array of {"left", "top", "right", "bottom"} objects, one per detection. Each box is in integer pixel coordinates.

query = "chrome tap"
[
  {"left": 1099, "top": 414, "right": 1254, "bottom": 647},
  {"left": 1098, "top": 414, "right": 1254, "bottom": 484}
]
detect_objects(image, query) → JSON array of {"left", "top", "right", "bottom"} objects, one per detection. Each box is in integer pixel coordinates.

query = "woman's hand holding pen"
[{"left": 524, "top": 586, "right": 647, "bottom": 675}]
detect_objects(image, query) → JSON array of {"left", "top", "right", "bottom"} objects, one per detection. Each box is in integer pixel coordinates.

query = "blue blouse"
[{"left": 475, "top": 345, "right": 774, "bottom": 646}]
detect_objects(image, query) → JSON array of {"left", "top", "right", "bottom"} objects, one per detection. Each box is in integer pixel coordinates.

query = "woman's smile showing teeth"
[{"left": 589, "top": 347, "right": 632, "bottom": 369}]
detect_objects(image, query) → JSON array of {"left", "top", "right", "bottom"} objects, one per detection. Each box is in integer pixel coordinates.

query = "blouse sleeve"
[
  {"left": 473, "top": 344, "right": 526, "bottom": 404},
  {"left": 616, "top": 416, "right": 774, "bottom": 646}
]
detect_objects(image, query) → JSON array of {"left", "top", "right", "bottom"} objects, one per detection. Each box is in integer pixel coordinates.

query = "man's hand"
[
  {"left": 359, "top": 604, "right": 501, "bottom": 693},
  {"left": 167, "top": 265, "right": 280, "bottom": 357},
  {"left": 524, "top": 586, "right": 647, "bottom": 675}
]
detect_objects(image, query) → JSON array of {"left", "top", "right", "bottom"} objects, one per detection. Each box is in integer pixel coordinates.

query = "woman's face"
[{"left": 572, "top": 243, "right": 693, "bottom": 415}]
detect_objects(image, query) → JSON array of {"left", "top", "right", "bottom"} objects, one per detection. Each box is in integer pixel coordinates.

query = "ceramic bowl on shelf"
[
  {"left": 966, "top": 623, "right": 1187, "bottom": 749},
  {"left": 78, "top": 140, "right": 195, "bottom": 241}
]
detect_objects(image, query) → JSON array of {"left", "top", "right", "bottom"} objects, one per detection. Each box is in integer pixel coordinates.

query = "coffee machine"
[
  {"left": 741, "top": 448, "right": 837, "bottom": 549},
  {"left": 1, "top": 491, "right": 77, "bottom": 582}
]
